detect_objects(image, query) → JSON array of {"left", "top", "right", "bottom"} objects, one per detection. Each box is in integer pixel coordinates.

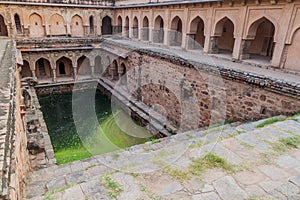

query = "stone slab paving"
[{"left": 24, "top": 116, "right": 300, "bottom": 200}]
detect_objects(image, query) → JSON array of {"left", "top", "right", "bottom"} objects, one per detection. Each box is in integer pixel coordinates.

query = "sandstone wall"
[
  {"left": 0, "top": 40, "right": 30, "bottom": 199},
  {"left": 125, "top": 50, "right": 300, "bottom": 131}
]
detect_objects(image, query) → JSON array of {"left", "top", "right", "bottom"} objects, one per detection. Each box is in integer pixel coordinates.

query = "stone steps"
[{"left": 24, "top": 115, "right": 300, "bottom": 199}]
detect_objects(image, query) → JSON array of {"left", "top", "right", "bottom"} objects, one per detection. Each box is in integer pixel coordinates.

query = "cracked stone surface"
[{"left": 24, "top": 116, "right": 300, "bottom": 199}]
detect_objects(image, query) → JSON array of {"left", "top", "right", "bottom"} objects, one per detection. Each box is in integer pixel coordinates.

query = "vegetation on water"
[{"left": 39, "top": 89, "right": 152, "bottom": 165}]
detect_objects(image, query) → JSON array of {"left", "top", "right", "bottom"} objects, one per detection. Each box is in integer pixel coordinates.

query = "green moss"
[
  {"left": 101, "top": 174, "right": 123, "bottom": 199},
  {"left": 189, "top": 153, "right": 234, "bottom": 176},
  {"left": 54, "top": 110, "right": 152, "bottom": 164},
  {"left": 255, "top": 117, "right": 286, "bottom": 128},
  {"left": 279, "top": 136, "right": 300, "bottom": 148}
]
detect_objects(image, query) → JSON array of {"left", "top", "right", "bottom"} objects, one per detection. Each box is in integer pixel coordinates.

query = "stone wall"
[
  {"left": 0, "top": 40, "right": 30, "bottom": 199},
  {"left": 124, "top": 50, "right": 300, "bottom": 131},
  {"left": 23, "top": 86, "right": 56, "bottom": 169}
]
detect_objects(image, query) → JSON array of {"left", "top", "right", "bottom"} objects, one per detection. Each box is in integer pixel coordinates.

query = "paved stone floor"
[
  {"left": 24, "top": 115, "right": 300, "bottom": 200},
  {"left": 104, "top": 38, "right": 300, "bottom": 84}
]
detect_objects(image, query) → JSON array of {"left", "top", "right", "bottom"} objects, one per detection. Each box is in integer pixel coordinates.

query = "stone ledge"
[{"left": 103, "top": 39, "right": 300, "bottom": 99}]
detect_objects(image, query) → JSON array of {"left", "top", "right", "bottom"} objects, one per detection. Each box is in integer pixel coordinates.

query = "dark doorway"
[
  {"left": 102, "top": 16, "right": 112, "bottom": 35},
  {"left": 59, "top": 62, "right": 66, "bottom": 75}
]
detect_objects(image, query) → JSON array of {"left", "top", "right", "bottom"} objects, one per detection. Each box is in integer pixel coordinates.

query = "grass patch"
[
  {"left": 153, "top": 152, "right": 234, "bottom": 182},
  {"left": 43, "top": 184, "right": 74, "bottom": 200},
  {"left": 279, "top": 136, "right": 300, "bottom": 148},
  {"left": 240, "top": 142, "right": 254, "bottom": 149},
  {"left": 164, "top": 167, "right": 191, "bottom": 182},
  {"left": 101, "top": 174, "right": 123, "bottom": 199},
  {"left": 189, "top": 141, "right": 208, "bottom": 149},
  {"left": 189, "top": 153, "right": 234, "bottom": 176},
  {"left": 255, "top": 117, "right": 286, "bottom": 128},
  {"left": 151, "top": 138, "right": 161, "bottom": 144}
]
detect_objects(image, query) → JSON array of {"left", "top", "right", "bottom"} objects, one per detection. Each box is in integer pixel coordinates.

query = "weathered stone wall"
[
  {"left": 125, "top": 50, "right": 300, "bottom": 130},
  {"left": 9, "top": 65, "right": 31, "bottom": 200},
  {"left": 23, "top": 86, "right": 56, "bottom": 169},
  {"left": 0, "top": 40, "right": 30, "bottom": 199}
]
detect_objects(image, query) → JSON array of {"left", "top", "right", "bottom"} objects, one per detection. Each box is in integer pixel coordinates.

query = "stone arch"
[
  {"left": 56, "top": 56, "right": 73, "bottom": 77},
  {"left": 50, "top": 13, "right": 66, "bottom": 36},
  {"left": 29, "top": 13, "right": 45, "bottom": 37},
  {"left": 245, "top": 17, "right": 275, "bottom": 61},
  {"left": 132, "top": 16, "right": 139, "bottom": 38},
  {"left": 21, "top": 60, "right": 32, "bottom": 78},
  {"left": 0, "top": 14, "right": 8, "bottom": 36},
  {"left": 213, "top": 17, "right": 235, "bottom": 53},
  {"left": 71, "top": 14, "right": 84, "bottom": 37},
  {"left": 189, "top": 16, "right": 205, "bottom": 49},
  {"left": 117, "top": 15, "right": 122, "bottom": 34},
  {"left": 102, "top": 16, "right": 112, "bottom": 35},
  {"left": 35, "top": 58, "right": 52, "bottom": 78},
  {"left": 89, "top": 15, "right": 94, "bottom": 34},
  {"left": 153, "top": 15, "right": 164, "bottom": 43},
  {"left": 169, "top": 16, "right": 183, "bottom": 46},
  {"left": 142, "top": 16, "right": 149, "bottom": 41},
  {"left": 284, "top": 28, "right": 300, "bottom": 71},
  {"left": 125, "top": 16, "right": 129, "bottom": 37},
  {"left": 94, "top": 55, "right": 103, "bottom": 75},
  {"left": 14, "top": 13, "right": 22, "bottom": 34},
  {"left": 77, "top": 55, "right": 91, "bottom": 75}
]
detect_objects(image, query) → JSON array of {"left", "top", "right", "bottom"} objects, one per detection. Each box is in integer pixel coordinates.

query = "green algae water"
[{"left": 39, "top": 89, "right": 151, "bottom": 164}]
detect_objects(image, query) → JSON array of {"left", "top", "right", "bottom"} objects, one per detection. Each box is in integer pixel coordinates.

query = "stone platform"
[{"left": 24, "top": 115, "right": 300, "bottom": 199}]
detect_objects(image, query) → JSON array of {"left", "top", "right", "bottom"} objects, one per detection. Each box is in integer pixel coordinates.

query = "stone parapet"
[
  {"left": 0, "top": 40, "right": 30, "bottom": 199},
  {"left": 16, "top": 38, "right": 104, "bottom": 49},
  {"left": 0, "top": 0, "right": 114, "bottom": 7},
  {"left": 104, "top": 39, "right": 300, "bottom": 99}
]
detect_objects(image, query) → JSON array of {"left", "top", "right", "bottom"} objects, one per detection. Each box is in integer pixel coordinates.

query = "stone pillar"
[
  {"left": 66, "top": 24, "right": 71, "bottom": 37},
  {"left": 91, "top": 65, "right": 95, "bottom": 77},
  {"left": 271, "top": 2, "right": 294, "bottom": 68},
  {"left": 209, "top": 36, "right": 219, "bottom": 53},
  {"left": 73, "top": 67, "right": 77, "bottom": 79},
  {"left": 164, "top": 9, "right": 170, "bottom": 46},
  {"left": 31, "top": 70, "right": 36, "bottom": 78},
  {"left": 52, "top": 69, "right": 57, "bottom": 82},
  {"left": 239, "top": 39, "right": 252, "bottom": 60},
  {"left": 181, "top": 8, "right": 189, "bottom": 49},
  {"left": 203, "top": 8, "right": 214, "bottom": 53},
  {"left": 164, "top": 27, "right": 169, "bottom": 46},
  {"left": 45, "top": 24, "right": 50, "bottom": 36}
]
